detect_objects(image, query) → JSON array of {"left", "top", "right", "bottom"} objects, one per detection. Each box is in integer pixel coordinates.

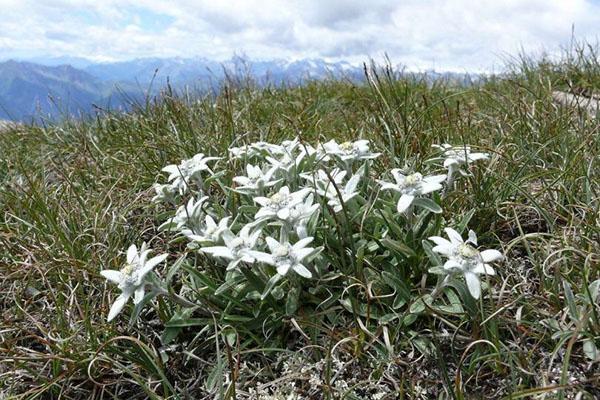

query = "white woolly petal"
[
  {"left": 233, "top": 176, "right": 251, "bottom": 186},
  {"left": 248, "top": 251, "right": 274, "bottom": 265},
  {"left": 254, "top": 197, "right": 271, "bottom": 206},
  {"left": 293, "top": 237, "right": 314, "bottom": 250},
  {"left": 433, "top": 244, "right": 454, "bottom": 256},
  {"left": 470, "top": 153, "right": 489, "bottom": 161},
  {"left": 293, "top": 263, "right": 313, "bottom": 278},
  {"left": 444, "top": 228, "right": 464, "bottom": 245},
  {"left": 473, "top": 263, "right": 496, "bottom": 276},
  {"left": 464, "top": 272, "right": 481, "bottom": 299},
  {"left": 277, "top": 208, "right": 290, "bottom": 220},
  {"left": 226, "top": 258, "right": 243, "bottom": 271},
  {"left": 467, "top": 230, "right": 478, "bottom": 245},
  {"left": 139, "top": 253, "right": 168, "bottom": 277},
  {"left": 107, "top": 293, "right": 129, "bottom": 322},
  {"left": 397, "top": 194, "right": 415, "bottom": 213},
  {"left": 480, "top": 249, "right": 504, "bottom": 263},
  {"left": 389, "top": 168, "right": 404, "bottom": 183},
  {"left": 444, "top": 158, "right": 460, "bottom": 168},
  {"left": 424, "top": 174, "right": 447, "bottom": 184},
  {"left": 276, "top": 263, "right": 292, "bottom": 276},
  {"left": 294, "top": 248, "right": 314, "bottom": 261},
  {"left": 345, "top": 174, "right": 361, "bottom": 193},
  {"left": 133, "top": 287, "right": 145, "bottom": 305},
  {"left": 126, "top": 244, "right": 138, "bottom": 264},
  {"left": 100, "top": 270, "right": 123, "bottom": 284},
  {"left": 443, "top": 259, "right": 462, "bottom": 272},
  {"left": 428, "top": 236, "right": 452, "bottom": 248},
  {"left": 255, "top": 208, "right": 275, "bottom": 220},
  {"left": 379, "top": 182, "right": 401, "bottom": 192},
  {"left": 265, "top": 237, "right": 280, "bottom": 253},
  {"left": 202, "top": 246, "right": 234, "bottom": 260},
  {"left": 419, "top": 181, "right": 442, "bottom": 195}
]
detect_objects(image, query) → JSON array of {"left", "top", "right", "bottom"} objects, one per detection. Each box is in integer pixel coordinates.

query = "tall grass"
[{"left": 0, "top": 43, "right": 598, "bottom": 399}]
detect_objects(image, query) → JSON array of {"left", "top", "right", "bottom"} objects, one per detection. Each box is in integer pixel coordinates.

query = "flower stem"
[{"left": 152, "top": 285, "right": 197, "bottom": 308}]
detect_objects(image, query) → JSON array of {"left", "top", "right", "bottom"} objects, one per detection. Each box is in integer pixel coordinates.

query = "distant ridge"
[{"left": 0, "top": 57, "right": 479, "bottom": 121}]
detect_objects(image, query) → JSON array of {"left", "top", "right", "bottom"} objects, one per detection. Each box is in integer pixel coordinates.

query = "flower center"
[
  {"left": 274, "top": 246, "right": 289, "bottom": 258},
  {"left": 230, "top": 238, "right": 246, "bottom": 255},
  {"left": 458, "top": 244, "right": 479, "bottom": 259},
  {"left": 404, "top": 173, "right": 423, "bottom": 187},
  {"left": 269, "top": 193, "right": 289, "bottom": 208},
  {"left": 121, "top": 263, "right": 135, "bottom": 276},
  {"left": 273, "top": 245, "right": 295, "bottom": 264},
  {"left": 339, "top": 141, "right": 354, "bottom": 152}
]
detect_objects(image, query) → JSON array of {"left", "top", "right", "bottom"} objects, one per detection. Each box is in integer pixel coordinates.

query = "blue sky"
[{"left": 0, "top": 0, "right": 598, "bottom": 71}]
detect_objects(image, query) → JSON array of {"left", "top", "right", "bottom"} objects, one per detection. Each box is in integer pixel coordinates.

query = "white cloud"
[{"left": 0, "top": 0, "right": 598, "bottom": 70}]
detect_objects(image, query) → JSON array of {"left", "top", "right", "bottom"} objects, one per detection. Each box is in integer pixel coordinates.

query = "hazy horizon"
[{"left": 1, "top": 1, "right": 599, "bottom": 72}]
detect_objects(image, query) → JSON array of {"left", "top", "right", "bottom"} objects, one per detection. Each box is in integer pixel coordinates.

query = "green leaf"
[
  {"left": 206, "top": 357, "right": 226, "bottom": 392},
  {"left": 261, "top": 274, "right": 283, "bottom": 300},
  {"left": 583, "top": 339, "right": 598, "bottom": 361},
  {"left": 129, "top": 291, "right": 159, "bottom": 326},
  {"left": 379, "top": 313, "right": 400, "bottom": 323},
  {"left": 422, "top": 239, "right": 443, "bottom": 266},
  {"left": 412, "top": 197, "right": 442, "bottom": 214},
  {"left": 165, "top": 318, "right": 212, "bottom": 327},
  {"left": 455, "top": 208, "right": 476, "bottom": 234},
  {"left": 446, "top": 280, "right": 478, "bottom": 316},
  {"left": 215, "top": 275, "right": 245, "bottom": 295},
  {"left": 161, "top": 308, "right": 195, "bottom": 344},
  {"left": 166, "top": 254, "right": 188, "bottom": 284},
  {"left": 381, "top": 238, "right": 417, "bottom": 258},
  {"left": 409, "top": 296, "right": 432, "bottom": 314},
  {"left": 411, "top": 336, "right": 434, "bottom": 356},
  {"left": 563, "top": 281, "right": 579, "bottom": 322},
  {"left": 286, "top": 286, "right": 300, "bottom": 315},
  {"left": 402, "top": 313, "right": 418, "bottom": 327}
]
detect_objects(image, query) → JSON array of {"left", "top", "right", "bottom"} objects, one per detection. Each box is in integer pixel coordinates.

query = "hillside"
[
  {"left": 0, "top": 61, "right": 106, "bottom": 120},
  {"left": 0, "top": 48, "right": 598, "bottom": 399},
  {"left": 0, "top": 57, "right": 478, "bottom": 122}
]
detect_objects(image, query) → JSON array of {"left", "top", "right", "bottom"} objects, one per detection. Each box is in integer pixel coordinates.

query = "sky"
[{"left": 0, "top": 0, "right": 598, "bottom": 71}]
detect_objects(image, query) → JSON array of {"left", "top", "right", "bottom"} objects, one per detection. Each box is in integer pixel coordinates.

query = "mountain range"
[{"left": 0, "top": 56, "right": 478, "bottom": 121}]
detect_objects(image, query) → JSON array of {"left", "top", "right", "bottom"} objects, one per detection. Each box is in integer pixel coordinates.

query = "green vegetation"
[{"left": 1, "top": 44, "right": 599, "bottom": 399}]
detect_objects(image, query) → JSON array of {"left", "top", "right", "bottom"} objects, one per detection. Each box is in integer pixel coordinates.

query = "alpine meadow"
[{"left": 0, "top": 43, "right": 599, "bottom": 399}]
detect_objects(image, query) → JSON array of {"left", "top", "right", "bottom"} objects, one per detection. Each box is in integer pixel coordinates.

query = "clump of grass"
[{"left": 1, "top": 41, "right": 599, "bottom": 399}]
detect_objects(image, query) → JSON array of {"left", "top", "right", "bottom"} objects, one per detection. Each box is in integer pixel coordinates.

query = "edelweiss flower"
[
  {"left": 379, "top": 169, "right": 445, "bottom": 213},
  {"left": 252, "top": 237, "right": 317, "bottom": 278},
  {"left": 100, "top": 243, "right": 168, "bottom": 321},
  {"left": 254, "top": 186, "right": 309, "bottom": 220},
  {"left": 229, "top": 144, "right": 259, "bottom": 159},
  {"left": 284, "top": 194, "right": 319, "bottom": 238},
  {"left": 201, "top": 225, "right": 262, "bottom": 270},
  {"left": 275, "top": 137, "right": 301, "bottom": 155},
  {"left": 162, "top": 153, "right": 221, "bottom": 190},
  {"left": 182, "top": 215, "right": 230, "bottom": 244},
  {"left": 433, "top": 144, "right": 489, "bottom": 168},
  {"left": 160, "top": 196, "right": 209, "bottom": 231},
  {"left": 266, "top": 151, "right": 305, "bottom": 174},
  {"left": 151, "top": 183, "right": 178, "bottom": 203},
  {"left": 317, "top": 172, "right": 361, "bottom": 212},
  {"left": 322, "top": 139, "right": 381, "bottom": 162},
  {"left": 233, "top": 164, "right": 280, "bottom": 192},
  {"left": 300, "top": 168, "right": 346, "bottom": 190},
  {"left": 429, "top": 228, "right": 503, "bottom": 299},
  {"left": 432, "top": 144, "right": 489, "bottom": 189},
  {"left": 229, "top": 141, "right": 280, "bottom": 159}
]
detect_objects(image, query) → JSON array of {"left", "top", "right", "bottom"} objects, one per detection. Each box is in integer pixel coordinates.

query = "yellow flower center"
[
  {"left": 274, "top": 246, "right": 290, "bottom": 258},
  {"left": 458, "top": 244, "right": 479, "bottom": 259},
  {"left": 121, "top": 263, "right": 135, "bottom": 276},
  {"left": 404, "top": 173, "right": 423, "bottom": 186},
  {"left": 339, "top": 141, "right": 354, "bottom": 152}
]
